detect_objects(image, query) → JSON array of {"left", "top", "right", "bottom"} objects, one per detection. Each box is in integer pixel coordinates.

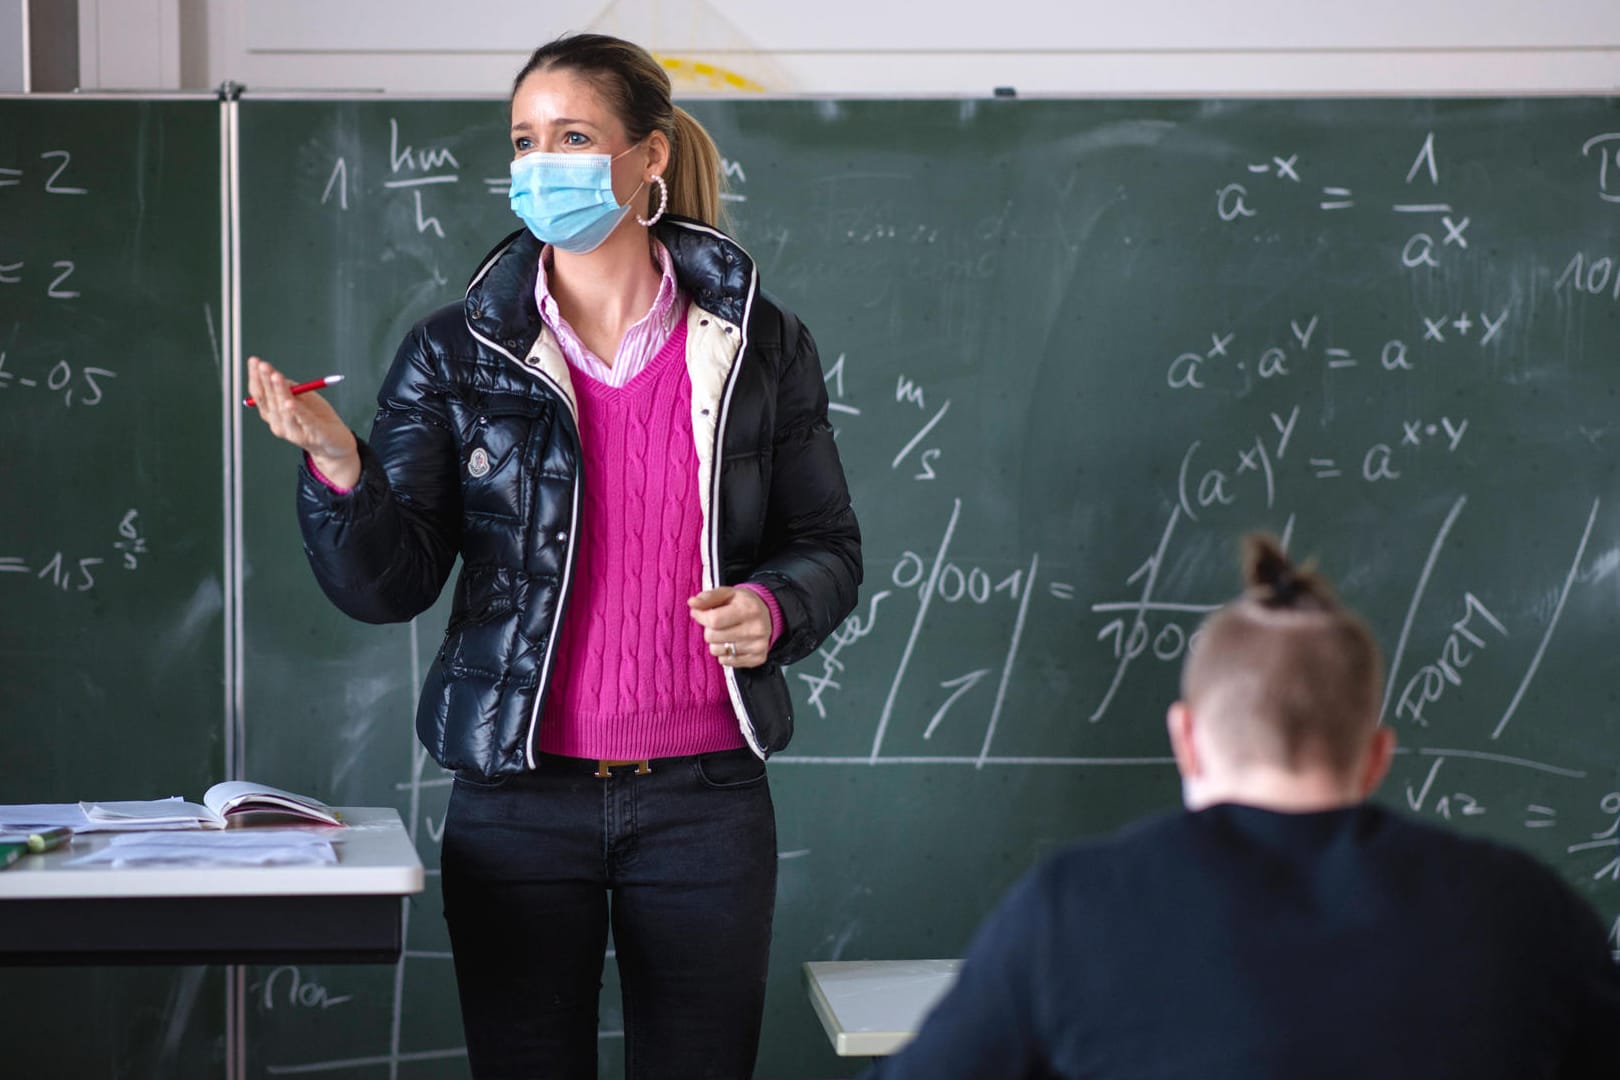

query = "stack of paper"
[
  {"left": 65, "top": 831, "right": 338, "bottom": 867},
  {"left": 80, "top": 798, "right": 218, "bottom": 831}
]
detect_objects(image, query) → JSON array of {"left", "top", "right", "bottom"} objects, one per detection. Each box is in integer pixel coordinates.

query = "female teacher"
[{"left": 247, "top": 32, "right": 861, "bottom": 1080}]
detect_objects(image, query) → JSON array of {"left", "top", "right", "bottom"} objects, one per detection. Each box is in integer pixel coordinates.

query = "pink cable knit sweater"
[{"left": 537, "top": 319, "right": 747, "bottom": 759}]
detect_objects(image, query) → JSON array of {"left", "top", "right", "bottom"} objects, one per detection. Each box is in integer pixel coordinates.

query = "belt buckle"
[{"left": 594, "top": 758, "right": 652, "bottom": 778}]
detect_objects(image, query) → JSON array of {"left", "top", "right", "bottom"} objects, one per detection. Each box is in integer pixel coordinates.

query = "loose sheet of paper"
[
  {"left": 0, "top": 804, "right": 93, "bottom": 831},
  {"left": 65, "top": 831, "right": 338, "bottom": 867}
]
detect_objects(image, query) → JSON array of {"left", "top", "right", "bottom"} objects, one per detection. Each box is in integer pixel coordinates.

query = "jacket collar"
[
  {"left": 464, "top": 227, "right": 544, "bottom": 358},
  {"left": 464, "top": 216, "right": 756, "bottom": 353},
  {"left": 656, "top": 216, "right": 755, "bottom": 326}
]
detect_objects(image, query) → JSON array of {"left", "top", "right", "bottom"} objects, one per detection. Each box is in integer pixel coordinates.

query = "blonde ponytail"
[{"left": 667, "top": 106, "right": 723, "bottom": 227}]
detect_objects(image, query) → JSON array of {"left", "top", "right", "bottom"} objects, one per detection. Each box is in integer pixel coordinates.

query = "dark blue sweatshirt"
[{"left": 864, "top": 802, "right": 1620, "bottom": 1079}]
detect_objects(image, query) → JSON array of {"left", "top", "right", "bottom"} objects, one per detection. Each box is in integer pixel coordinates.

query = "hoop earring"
[{"left": 636, "top": 174, "right": 668, "bottom": 227}]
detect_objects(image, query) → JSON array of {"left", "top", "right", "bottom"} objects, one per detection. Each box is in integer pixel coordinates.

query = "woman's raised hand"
[{"left": 246, "top": 356, "right": 361, "bottom": 489}]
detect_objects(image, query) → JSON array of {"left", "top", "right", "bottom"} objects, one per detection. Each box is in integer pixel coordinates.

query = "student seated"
[{"left": 864, "top": 533, "right": 1620, "bottom": 1079}]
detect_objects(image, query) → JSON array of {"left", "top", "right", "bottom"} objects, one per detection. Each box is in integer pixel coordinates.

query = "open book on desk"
[{"left": 80, "top": 781, "right": 343, "bottom": 830}]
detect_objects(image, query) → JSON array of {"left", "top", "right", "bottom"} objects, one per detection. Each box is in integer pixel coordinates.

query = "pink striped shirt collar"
[{"left": 534, "top": 240, "right": 686, "bottom": 388}]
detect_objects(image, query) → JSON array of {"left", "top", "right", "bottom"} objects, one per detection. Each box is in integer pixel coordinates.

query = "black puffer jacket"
[{"left": 296, "top": 218, "right": 862, "bottom": 777}]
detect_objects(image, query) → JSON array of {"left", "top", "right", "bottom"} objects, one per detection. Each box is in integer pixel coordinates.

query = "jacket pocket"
[
  {"left": 459, "top": 394, "right": 553, "bottom": 524},
  {"left": 451, "top": 769, "right": 510, "bottom": 791}
]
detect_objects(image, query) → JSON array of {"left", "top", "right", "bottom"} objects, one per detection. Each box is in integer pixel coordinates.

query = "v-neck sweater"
[{"left": 537, "top": 319, "right": 745, "bottom": 759}]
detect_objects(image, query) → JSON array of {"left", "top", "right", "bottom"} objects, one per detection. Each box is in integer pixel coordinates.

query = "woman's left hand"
[{"left": 689, "top": 587, "right": 771, "bottom": 669}]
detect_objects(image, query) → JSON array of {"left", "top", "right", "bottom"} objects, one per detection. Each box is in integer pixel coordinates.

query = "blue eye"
[
  {"left": 513, "top": 136, "right": 532, "bottom": 153},
  {"left": 562, "top": 131, "right": 589, "bottom": 148}
]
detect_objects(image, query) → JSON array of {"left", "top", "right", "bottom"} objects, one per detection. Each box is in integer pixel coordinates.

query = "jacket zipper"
[
  {"left": 523, "top": 414, "right": 581, "bottom": 769},
  {"left": 673, "top": 220, "right": 767, "bottom": 759},
  {"left": 461, "top": 236, "right": 582, "bottom": 770}
]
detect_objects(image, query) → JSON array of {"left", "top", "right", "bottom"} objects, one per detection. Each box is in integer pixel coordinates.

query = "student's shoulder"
[
  {"left": 1367, "top": 803, "right": 1606, "bottom": 924},
  {"left": 1370, "top": 802, "right": 1562, "bottom": 874}
]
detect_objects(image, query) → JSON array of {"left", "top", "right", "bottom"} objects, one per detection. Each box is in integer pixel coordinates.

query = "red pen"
[{"left": 242, "top": 373, "right": 344, "bottom": 408}]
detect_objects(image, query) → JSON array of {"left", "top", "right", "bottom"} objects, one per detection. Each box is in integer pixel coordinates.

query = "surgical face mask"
[{"left": 508, "top": 144, "right": 645, "bottom": 254}]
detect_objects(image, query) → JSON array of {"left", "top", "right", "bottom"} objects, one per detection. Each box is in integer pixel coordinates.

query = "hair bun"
[{"left": 1241, "top": 533, "right": 1332, "bottom": 610}]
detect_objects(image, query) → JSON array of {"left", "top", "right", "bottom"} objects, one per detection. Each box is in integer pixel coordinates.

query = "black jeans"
[{"left": 441, "top": 747, "right": 778, "bottom": 1080}]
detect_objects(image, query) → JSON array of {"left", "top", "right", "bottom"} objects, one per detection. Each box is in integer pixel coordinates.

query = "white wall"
[
  {"left": 78, "top": 0, "right": 180, "bottom": 89},
  {"left": 1, "top": 0, "right": 27, "bottom": 91},
  {"left": 77, "top": 0, "right": 1620, "bottom": 94}
]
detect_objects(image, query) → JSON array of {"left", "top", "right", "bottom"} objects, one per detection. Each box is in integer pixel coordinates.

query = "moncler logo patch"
[{"left": 468, "top": 447, "right": 491, "bottom": 478}]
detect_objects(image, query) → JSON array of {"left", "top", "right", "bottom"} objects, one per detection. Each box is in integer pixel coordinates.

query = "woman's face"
[{"left": 510, "top": 67, "right": 650, "bottom": 210}]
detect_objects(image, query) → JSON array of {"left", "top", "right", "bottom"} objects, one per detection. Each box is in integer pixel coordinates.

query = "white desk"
[
  {"left": 804, "top": 959, "right": 961, "bottom": 1056},
  {"left": 0, "top": 807, "right": 423, "bottom": 965}
]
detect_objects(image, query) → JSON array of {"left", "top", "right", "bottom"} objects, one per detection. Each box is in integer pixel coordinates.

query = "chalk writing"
[
  {"left": 0, "top": 351, "right": 117, "bottom": 406},
  {"left": 1580, "top": 132, "right": 1620, "bottom": 203},
  {"left": 1573, "top": 796, "right": 1620, "bottom": 881},
  {"left": 321, "top": 158, "right": 348, "bottom": 210},
  {"left": 1216, "top": 182, "right": 1256, "bottom": 221},
  {"left": 0, "top": 150, "right": 87, "bottom": 194},
  {"left": 923, "top": 669, "right": 993, "bottom": 739},
  {"left": 253, "top": 966, "right": 354, "bottom": 1012},
  {"left": 1319, "top": 185, "right": 1354, "bottom": 210},
  {"left": 1554, "top": 250, "right": 1620, "bottom": 302},
  {"left": 1090, "top": 506, "right": 1192, "bottom": 721},
  {"left": 720, "top": 157, "right": 747, "bottom": 201},
  {"left": 0, "top": 258, "right": 82, "bottom": 300},
  {"left": 1394, "top": 593, "right": 1508, "bottom": 726},
  {"left": 113, "top": 510, "right": 147, "bottom": 570},
  {"left": 1403, "top": 758, "right": 1485, "bottom": 820},
  {"left": 1524, "top": 805, "right": 1558, "bottom": 829},
  {"left": 1175, "top": 410, "right": 1295, "bottom": 519},
  {"left": 1397, "top": 418, "right": 1468, "bottom": 452},
  {"left": 1406, "top": 132, "right": 1440, "bottom": 185},
  {"left": 1420, "top": 310, "right": 1509, "bottom": 345},
  {"left": 889, "top": 374, "right": 950, "bottom": 480},
  {"left": 1491, "top": 499, "right": 1599, "bottom": 741},
  {"left": 3, "top": 509, "right": 145, "bottom": 590},
  {"left": 824, "top": 353, "right": 861, "bottom": 417}
]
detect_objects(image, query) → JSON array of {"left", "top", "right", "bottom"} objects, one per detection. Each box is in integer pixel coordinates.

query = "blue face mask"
[{"left": 509, "top": 145, "right": 645, "bottom": 254}]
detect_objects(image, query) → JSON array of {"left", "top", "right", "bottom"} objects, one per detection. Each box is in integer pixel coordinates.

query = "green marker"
[
  {"left": 25, "top": 826, "right": 73, "bottom": 854},
  {"left": 0, "top": 826, "right": 73, "bottom": 868}
]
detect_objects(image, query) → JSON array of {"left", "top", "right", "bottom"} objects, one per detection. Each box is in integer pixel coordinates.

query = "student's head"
[
  {"left": 510, "top": 33, "right": 723, "bottom": 227},
  {"left": 1167, "top": 533, "right": 1394, "bottom": 812}
]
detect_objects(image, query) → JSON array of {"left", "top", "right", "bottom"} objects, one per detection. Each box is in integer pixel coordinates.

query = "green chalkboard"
[
  {"left": 7, "top": 94, "right": 1620, "bottom": 1079},
  {"left": 232, "top": 95, "right": 1620, "bottom": 1079},
  {"left": 0, "top": 97, "right": 226, "bottom": 1077}
]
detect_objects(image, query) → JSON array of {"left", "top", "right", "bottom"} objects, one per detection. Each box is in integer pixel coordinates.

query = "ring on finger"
[{"left": 726, "top": 642, "right": 737, "bottom": 658}]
